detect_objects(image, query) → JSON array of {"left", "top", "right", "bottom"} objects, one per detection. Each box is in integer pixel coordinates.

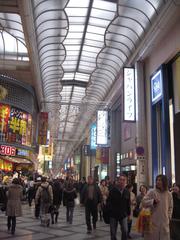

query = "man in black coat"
[
  {"left": 108, "top": 174, "right": 130, "bottom": 240},
  {"left": 80, "top": 176, "right": 102, "bottom": 234}
]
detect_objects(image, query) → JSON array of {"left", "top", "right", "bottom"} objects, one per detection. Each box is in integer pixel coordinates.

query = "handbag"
[
  {"left": 136, "top": 208, "right": 152, "bottom": 233},
  {"left": 48, "top": 205, "right": 54, "bottom": 213},
  {"left": 1, "top": 205, "right": 6, "bottom": 212},
  {"left": 133, "top": 207, "right": 140, "bottom": 217}
]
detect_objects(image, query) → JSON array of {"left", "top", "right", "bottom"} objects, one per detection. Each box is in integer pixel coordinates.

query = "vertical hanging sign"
[
  {"left": 38, "top": 112, "right": 48, "bottom": 145},
  {"left": 123, "top": 67, "right": 136, "bottom": 121},
  {"left": 97, "top": 110, "right": 108, "bottom": 145},
  {"left": 90, "top": 123, "right": 97, "bottom": 149}
]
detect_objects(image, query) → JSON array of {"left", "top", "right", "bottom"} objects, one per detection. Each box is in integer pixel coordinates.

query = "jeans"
[{"left": 110, "top": 217, "right": 128, "bottom": 240}]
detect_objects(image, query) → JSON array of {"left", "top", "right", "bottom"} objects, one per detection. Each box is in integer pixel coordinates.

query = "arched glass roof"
[
  {"left": 0, "top": 13, "right": 29, "bottom": 61},
  {"left": 29, "top": 0, "right": 167, "bottom": 164},
  {"left": 0, "top": 0, "right": 168, "bottom": 165}
]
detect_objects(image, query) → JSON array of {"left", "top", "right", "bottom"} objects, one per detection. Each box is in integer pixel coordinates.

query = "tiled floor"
[{"left": 0, "top": 203, "right": 143, "bottom": 240}]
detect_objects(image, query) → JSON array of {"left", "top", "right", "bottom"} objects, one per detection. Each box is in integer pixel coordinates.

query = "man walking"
[
  {"left": 80, "top": 176, "right": 102, "bottom": 234},
  {"left": 108, "top": 174, "right": 130, "bottom": 240}
]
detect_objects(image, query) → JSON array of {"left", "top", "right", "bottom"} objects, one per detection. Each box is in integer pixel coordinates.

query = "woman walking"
[
  {"left": 6, "top": 178, "right": 23, "bottom": 235},
  {"left": 142, "top": 174, "right": 173, "bottom": 240}
]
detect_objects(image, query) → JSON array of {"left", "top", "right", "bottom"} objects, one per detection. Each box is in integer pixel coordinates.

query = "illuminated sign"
[
  {"left": 0, "top": 104, "right": 32, "bottom": 146},
  {"left": 116, "top": 152, "right": 121, "bottom": 177},
  {"left": 90, "top": 123, "right": 97, "bottom": 149},
  {"left": 151, "top": 69, "right": 163, "bottom": 104},
  {"left": 97, "top": 110, "right": 108, "bottom": 145},
  {"left": 16, "top": 148, "right": 30, "bottom": 158},
  {"left": 0, "top": 145, "right": 16, "bottom": 156},
  {"left": 123, "top": 67, "right": 135, "bottom": 121}
]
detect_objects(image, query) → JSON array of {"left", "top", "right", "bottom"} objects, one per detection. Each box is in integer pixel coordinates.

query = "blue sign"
[
  {"left": 151, "top": 69, "right": 162, "bottom": 104},
  {"left": 90, "top": 123, "right": 97, "bottom": 149}
]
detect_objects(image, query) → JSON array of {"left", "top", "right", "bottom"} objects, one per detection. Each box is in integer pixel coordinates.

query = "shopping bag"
[
  {"left": 136, "top": 208, "right": 152, "bottom": 233},
  {"left": 75, "top": 198, "right": 80, "bottom": 205}
]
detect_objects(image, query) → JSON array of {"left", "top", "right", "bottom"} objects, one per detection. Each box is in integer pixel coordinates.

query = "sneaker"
[{"left": 87, "top": 230, "right": 92, "bottom": 234}]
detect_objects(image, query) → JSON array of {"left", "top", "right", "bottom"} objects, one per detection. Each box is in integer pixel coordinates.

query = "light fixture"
[{"left": 0, "top": 85, "right": 8, "bottom": 100}]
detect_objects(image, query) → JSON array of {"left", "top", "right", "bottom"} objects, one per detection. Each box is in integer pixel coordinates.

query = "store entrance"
[{"left": 151, "top": 66, "right": 171, "bottom": 184}]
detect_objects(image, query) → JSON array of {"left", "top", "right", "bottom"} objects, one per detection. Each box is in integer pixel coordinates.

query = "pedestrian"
[
  {"left": 99, "top": 179, "right": 109, "bottom": 221},
  {"left": 34, "top": 178, "right": 41, "bottom": 219},
  {"left": 27, "top": 176, "right": 35, "bottom": 207},
  {"left": 142, "top": 174, "right": 173, "bottom": 240},
  {"left": 35, "top": 176, "right": 53, "bottom": 227},
  {"left": 80, "top": 176, "right": 102, "bottom": 234},
  {"left": 170, "top": 184, "right": 180, "bottom": 239},
  {"left": 6, "top": 178, "right": 23, "bottom": 235},
  {"left": 0, "top": 173, "right": 7, "bottom": 212},
  {"left": 107, "top": 174, "right": 130, "bottom": 240},
  {"left": 133, "top": 184, "right": 148, "bottom": 218},
  {"left": 79, "top": 177, "right": 87, "bottom": 199},
  {"left": 126, "top": 184, "right": 136, "bottom": 239},
  {"left": 63, "top": 179, "right": 77, "bottom": 224},
  {"left": 51, "top": 179, "right": 62, "bottom": 224}
]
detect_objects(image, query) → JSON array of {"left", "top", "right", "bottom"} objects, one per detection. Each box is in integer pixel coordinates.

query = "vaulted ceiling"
[{"left": 0, "top": 0, "right": 174, "bottom": 169}]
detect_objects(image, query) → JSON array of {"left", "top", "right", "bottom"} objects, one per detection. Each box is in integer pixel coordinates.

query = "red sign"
[
  {"left": 38, "top": 112, "right": 48, "bottom": 145},
  {"left": 0, "top": 145, "right": 16, "bottom": 156}
]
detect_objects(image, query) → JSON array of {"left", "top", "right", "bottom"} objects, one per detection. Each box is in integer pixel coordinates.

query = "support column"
[{"left": 135, "top": 61, "right": 148, "bottom": 190}]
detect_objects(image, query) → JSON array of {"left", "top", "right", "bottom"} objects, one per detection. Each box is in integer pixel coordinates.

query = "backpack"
[{"left": 40, "top": 186, "right": 51, "bottom": 203}]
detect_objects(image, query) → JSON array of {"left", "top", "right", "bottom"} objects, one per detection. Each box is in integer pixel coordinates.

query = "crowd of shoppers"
[{"left": 0, "top": 172, "right": 180, "bottom": 240}]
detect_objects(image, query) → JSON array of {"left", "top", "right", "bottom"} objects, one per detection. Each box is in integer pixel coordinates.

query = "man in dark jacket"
[
  {"left": 108, "top": 174, "right": 130, "bottom": 240},
  {"left": 80, "top": 176, "right": 102, "bottom": 234}
]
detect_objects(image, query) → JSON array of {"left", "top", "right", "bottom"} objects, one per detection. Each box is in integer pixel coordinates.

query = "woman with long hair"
[{"left": 142, "top": 174, "right": 173, "bottom": 240}]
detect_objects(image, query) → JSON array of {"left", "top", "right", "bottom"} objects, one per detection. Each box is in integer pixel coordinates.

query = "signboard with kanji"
[
  {"left": 97, "top": 110, "right": 108, "bottom": 145},
  {"left": 123, "top": 67, "right": 136, "bottom": 121},
  {"left": 0, "top": 104, "right": 32, "bottom": 146}
]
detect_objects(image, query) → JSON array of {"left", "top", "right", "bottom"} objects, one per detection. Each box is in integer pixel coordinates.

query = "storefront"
[
  {"left": 143, "top": 13, "right": 180, "bottom": 185},
  {"left": 0, "top": 75, "right": 39, "bottom": 173}
]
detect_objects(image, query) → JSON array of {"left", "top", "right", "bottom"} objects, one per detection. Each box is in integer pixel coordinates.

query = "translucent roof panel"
[
  {"left": 75, "top": 72, "right": 90, "bottom": 82},
  {"left": 30, "top": 0, "right": 167, "bottom": 164},
  {"left": 0, "top": 13, "right": 29, "bottom": 61}
]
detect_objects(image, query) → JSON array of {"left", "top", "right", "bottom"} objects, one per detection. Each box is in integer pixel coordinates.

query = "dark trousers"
[
  {"left": 66, "top": 206, "right": 74, "bottom": 224},
  {"left": 85, "top": 200, "right": 98, "bottom": 230},
  {"left": 170, "top": 219, "right": 180, "bottom": 240},
  {"left": 7, "top": 216, "right": 16, "bottom": 233},
  {"left": 110, "top": 217, "right": 128, "bottom": 240},
  {"left": 35, "top": 203, "right": 40, "bottom": 218},
  {"left": 28, "top": 188, "right": 34, "bottom": 206}
]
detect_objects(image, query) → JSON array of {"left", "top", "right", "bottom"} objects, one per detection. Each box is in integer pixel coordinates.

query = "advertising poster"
[{"left": 0, "top": 104, "right": 32, "bottom": 146}]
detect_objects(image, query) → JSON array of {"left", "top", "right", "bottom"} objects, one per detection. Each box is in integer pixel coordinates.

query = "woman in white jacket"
[{"left": 142, "top": 174, "right": 173, "bottom": 240}]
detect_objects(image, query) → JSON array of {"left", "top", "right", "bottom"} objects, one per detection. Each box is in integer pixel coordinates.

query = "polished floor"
[{"left": 0, "top": 203, "right": 143, "bottom": 240}]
